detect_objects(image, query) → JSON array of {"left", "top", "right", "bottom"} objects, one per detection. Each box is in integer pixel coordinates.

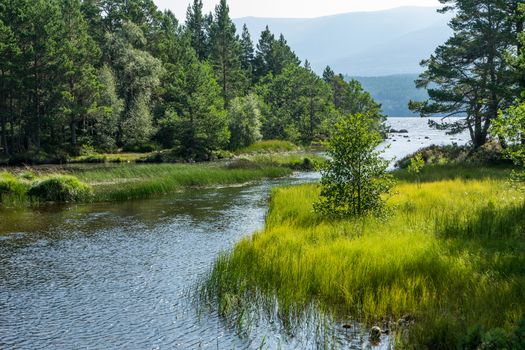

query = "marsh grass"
[
  {"left": 238, "top": 153, "right": 326, "bottom": 171},
  {"left": 236, "top": 140, "right": 300, "bottom": 155},
  {"left": 67, "top": 163, "right": 291, "bottom": 202},
  {"left": 199, "top": 166, "right": 525, "bottom": 349},
  {"left": 0, "top": 162, "right": 292, "bottom": 206}
]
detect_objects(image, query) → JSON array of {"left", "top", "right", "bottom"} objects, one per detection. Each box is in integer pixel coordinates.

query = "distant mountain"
[
  {"left": 234, "top": 6, "right": 453, "bottom": 76},
  {"left": 349, "top": 74, "right": 428, "bottom": 117}
]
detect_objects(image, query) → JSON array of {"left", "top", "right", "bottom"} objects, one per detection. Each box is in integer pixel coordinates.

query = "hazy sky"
[{"left": 154, "top": 0, "right": 441, "bottom": 20}]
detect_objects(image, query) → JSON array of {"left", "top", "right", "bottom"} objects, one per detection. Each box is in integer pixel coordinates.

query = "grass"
[
  {"left": 235, "top": 140, "right": 300, "bottom": 155},
  {"left": 69, "top": 152, "right": 151, "bottom": 164},
  {"left": 0, "top": 161, "right": 294, "bottom": 206},
  {"left": 236, "top": 153, "right": 326, "bottom": 171},
  {"left": 77, "top": 163, "right": 292, "bottom": 202},
  {"left": 199, "top": 165, "right": 525, "bottom": 349}
]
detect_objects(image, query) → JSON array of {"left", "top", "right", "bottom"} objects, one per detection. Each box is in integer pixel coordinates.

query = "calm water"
[{"left": 0, "top": 118, "right": 465, "bottom": 349}]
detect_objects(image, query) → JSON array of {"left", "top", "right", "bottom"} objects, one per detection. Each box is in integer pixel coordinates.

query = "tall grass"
[
  {"left": 0, "top": 162, "right": 292, "bottom": 206},
  {"left": 236, "top": 140, "right": 300, "bottom": 155},
  {"left": 200, "top": 167, "right": 525, "bottom": 348},
  {"left": 82, "top": 163, "right": 291, "bottom": 202}
]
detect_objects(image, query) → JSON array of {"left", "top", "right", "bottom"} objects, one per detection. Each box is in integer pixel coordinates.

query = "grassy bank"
[
  {"left": 200, "top": 166, "right": 525, "bottom": 349},
  {"left": 78, "top": 162, "right": 293, "bottom": 202},
  {"left": 0, "top": 160, "right": 296, "bottom": 206}
]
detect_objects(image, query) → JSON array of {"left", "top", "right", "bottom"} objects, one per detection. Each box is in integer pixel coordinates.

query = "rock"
[
  {"left": 424, "top": 136, "right": 430, "bottom": 140},
  {"left": 389, "top": 129, "right": 398, "bottom": 133},
  {"left": 342, "top": 324, "right": 353, "bottom": 329},
  {"left": 369, "top": 326, "right": 382, "bottom": 342},
  {"left": 398, "top": 129, "right": 409, "bottom": 134},
  {"left": 403, "top": 135, "right": 409, "bottom": 138}
]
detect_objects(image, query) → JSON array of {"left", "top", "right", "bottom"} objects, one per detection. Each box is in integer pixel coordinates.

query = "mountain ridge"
[{"left": 233, "top": 6, "right": 453, "bottom": 76}]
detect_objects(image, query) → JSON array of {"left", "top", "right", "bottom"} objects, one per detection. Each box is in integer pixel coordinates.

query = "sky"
[{"left": 154, "top": 0, "right": 442, "bottom": 20}]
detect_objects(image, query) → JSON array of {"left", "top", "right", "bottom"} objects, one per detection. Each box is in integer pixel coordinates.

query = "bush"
[
  {"left": 396, "top": 142, "right": 508, "bottom": 169},
  {"left": 137, "top": 149, "right": 184, "bottom": 163},
  {"left": 28, "top": 175, "right": 93, "bottom": 202},
  {"left": 0, "top": 172, "right": 28, "bottom": 202}
]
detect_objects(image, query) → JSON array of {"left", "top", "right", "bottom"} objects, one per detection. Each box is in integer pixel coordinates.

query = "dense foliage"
[{"left": 0, "top": 0, "right": 383, "bottom": 162}]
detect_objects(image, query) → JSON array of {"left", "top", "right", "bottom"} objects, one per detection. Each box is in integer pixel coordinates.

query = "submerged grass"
[{"left": 200, "top": 166, "right": 525, "bottom": 349}]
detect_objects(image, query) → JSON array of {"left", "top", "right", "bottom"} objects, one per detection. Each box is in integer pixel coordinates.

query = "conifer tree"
[
  {"left": 410, "top": 0, "right": 520, "bottom": 148},
  {"left": 209, "top": 0, "right": 246, "bottom": 107},
  {"left": 240, "top": 24, "right": 255, "bottom": 77},
  {"left": 185, "top": 0, "right": 208, "bottom": 60}
]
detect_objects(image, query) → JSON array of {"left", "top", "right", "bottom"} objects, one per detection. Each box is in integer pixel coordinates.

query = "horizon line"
[{"left": 233, "top": 5, "right": 441, "bottom": 21}]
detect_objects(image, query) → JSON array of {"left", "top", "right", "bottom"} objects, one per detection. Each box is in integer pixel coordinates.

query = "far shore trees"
[{"left": 314, "top": 113, "right": 393, "bottom": 218}]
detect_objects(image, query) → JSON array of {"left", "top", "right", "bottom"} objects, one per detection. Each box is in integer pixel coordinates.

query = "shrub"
[
  {"left": 396, "top": 142, "right": 508, "bottom": 169},
  {"left": 28, "top": 175, "right": 92, "bottom": 202},
  {"left": 0, "top": 172, "right": 28, "bottom": 202}
]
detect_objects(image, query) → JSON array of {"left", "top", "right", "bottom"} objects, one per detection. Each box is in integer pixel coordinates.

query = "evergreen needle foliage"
[{"left": 314, "top": 113, "right": 393, "bottom": 217}]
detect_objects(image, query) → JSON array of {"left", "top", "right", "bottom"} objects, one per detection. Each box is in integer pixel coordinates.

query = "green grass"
[
  {"left": 236, "top": 140, "right": 300, "bottom": 155},
  {"left": 200, "top": 165, "right": 525, "bottom": 349},
  {"left": 0, "top": 162, "right": 293, "bottom": 206},
  {"left": 69, "top": 152, "right": 151, "bottom": 164},
  {"left": 77, "top": 163, "right": 292, "bottom": 202},
  {"left": 237, "top": 153, "right": 326, "bottom": 171}
]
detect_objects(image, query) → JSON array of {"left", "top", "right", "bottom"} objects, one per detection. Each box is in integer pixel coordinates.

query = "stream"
[{"left": 0, "top": 118, "right": 468, "bottom": 349}]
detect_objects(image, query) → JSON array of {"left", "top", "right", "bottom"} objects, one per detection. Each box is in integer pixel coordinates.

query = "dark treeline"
[{"left": 0, "top": 0, "right": 382, "bottom": 162}]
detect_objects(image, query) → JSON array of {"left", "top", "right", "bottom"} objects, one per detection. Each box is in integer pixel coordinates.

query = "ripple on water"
[{"left": 0, "top": 118, "right": 462, "bottom": 349}]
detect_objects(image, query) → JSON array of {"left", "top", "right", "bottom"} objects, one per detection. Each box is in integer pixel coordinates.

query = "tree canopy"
[{"left": 0, "top": 0, "right": 384, "bottom": 162}]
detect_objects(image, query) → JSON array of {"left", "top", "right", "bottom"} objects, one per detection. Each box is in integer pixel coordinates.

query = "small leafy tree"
[
  {"left": 314, "top": 113, "right": 394, "bottom": 218},
  {"left": 408, "top": 153, "right": 425, "bottom": 188},
  {"left": 492, "top": 100, "right": 525, "bottom": 181},
  {"left": 227, "top": 94, "right": 263, "bottom": 150}
]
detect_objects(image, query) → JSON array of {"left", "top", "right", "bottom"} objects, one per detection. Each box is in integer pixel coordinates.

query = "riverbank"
[
  {"left": 200, "top": 164, "right": 525, "bottom": 348},
  {"left": 0, "top": 152, "right": 325, "bottom": 207}
]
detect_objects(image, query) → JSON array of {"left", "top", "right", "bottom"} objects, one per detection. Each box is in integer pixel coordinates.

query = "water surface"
[{"left": 0, "top": 118, "right": 465, "bottom": 349}]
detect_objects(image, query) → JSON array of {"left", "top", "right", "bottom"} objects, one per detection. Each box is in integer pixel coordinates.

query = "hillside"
[
  {"left": 234, "top": 6, "right": 452, "bottom": 76},
  {"left": 349, "top": 74, "right": 428, "bottom": 117}
]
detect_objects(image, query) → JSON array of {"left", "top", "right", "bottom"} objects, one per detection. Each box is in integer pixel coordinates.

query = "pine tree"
[
  {"left": 410, "top": 0, "right": 520, "bottom": 148},
  {"left": 253, "top": 27, "right": 299, "bottom": 80},
  {"left": 185, "top": 0, "right": 208, "bottom": 60},
  {"left": 240, "top": 24, "right": 255, "bottom": 74},
  {"left": 169, "top": 52, "right": 229, "bottom": 160},
  {"left": 56, "top": 0, "right": 101, "bottom": 152},
  {"left": 209, "top": 0, "right": 246, "bottom": 107}
]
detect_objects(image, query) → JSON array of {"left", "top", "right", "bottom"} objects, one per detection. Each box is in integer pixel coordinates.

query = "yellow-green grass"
[
  {"left": 236, "top": 140, "right": 300, "bottom": 155},
  {"left": 201, "top": 167, "right": 525, "bottom": 348}
]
